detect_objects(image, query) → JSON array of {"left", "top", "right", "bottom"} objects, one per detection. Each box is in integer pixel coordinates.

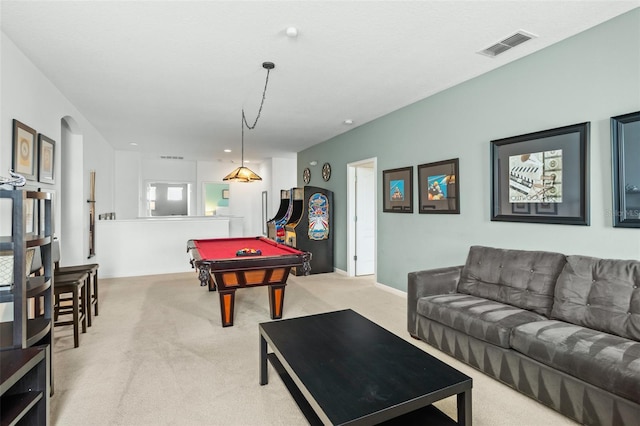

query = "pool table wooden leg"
[
  {"left": 219, "top": 289, "right": 236, "bottom": 327},
  {"left": 268, "top": 284, "right": 286, "bottom": 320}
]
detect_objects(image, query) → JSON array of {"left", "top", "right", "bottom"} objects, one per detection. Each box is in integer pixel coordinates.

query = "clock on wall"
[
  {"left": 303, "top": 167, "right": 311, "bottom": 184},
  {"left": 322, "top": 162, "right": 331, "bottom": 181}
]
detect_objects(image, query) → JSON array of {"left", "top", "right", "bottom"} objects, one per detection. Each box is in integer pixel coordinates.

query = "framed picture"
[
  {"left": 383, "top": 166, "right": 413, "bottom": 213},
  {"left": 222, "top": 189, "right": 230, "bottom": 199},
  {"left": 12, "top": 119, "right": 38, "bottom": 181},
  {"left": 611, "top": 111, "right": 640, "bottom": 228},
  {"left": 418, "top": 158, "right": 459, "bottom": 214},
  {"left": 491, "top": 122, "right": 590, "bottom": 225},
  {"left": 38, "top": 134, "right": 56, "bottom": 184}
]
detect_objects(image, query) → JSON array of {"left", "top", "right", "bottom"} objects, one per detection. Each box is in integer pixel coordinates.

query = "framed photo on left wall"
[
  {"left": 383, "top": 166, "right": 413, "bottom": 213},
  {"left": 12, "top": 119, "right": 38, "bottom": 181},
  {"left": 38, "top": 134, "right": 56, "bottom": 184}
]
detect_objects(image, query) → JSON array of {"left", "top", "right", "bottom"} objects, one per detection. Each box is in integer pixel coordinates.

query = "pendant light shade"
[
  {"left": 222, "top": 166, "right": 262, "bottom": 182},
  {"left": 223, "top": 62, "right": 275, "bottom": 182}
]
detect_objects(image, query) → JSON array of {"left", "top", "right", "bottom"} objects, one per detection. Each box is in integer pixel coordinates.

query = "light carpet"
[{"left": 51, "top": 272, "right": 577, "bottom": 425}]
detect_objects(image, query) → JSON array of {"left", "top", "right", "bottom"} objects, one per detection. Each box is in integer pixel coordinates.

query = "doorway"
[{"left": 347, "top": 158, "right": 377, "bottom": 277}]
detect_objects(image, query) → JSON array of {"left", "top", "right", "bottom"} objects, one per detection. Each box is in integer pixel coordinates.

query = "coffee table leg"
[
  {"left": 260, "top": 334, "right": 268, "bottom": 385},
  {"left": 457, "top": 390, "right": 472, "bottom": 426}
]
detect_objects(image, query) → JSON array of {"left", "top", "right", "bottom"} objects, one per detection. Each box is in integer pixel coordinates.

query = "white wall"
[
  {"left": 114, "top": 150, "right": 141, "bottom": 219},
  {"left": 268, "top": 157, "right": 297, "bottom": 218},
  {"left": 1, "top": 31, "right": 116, "bottom": 319},
  {"left": 1, "top": 32, "right": 115, "bottom": 238},
  {"left": 96, "top": 217, "right": 230, "bottom": 278}
]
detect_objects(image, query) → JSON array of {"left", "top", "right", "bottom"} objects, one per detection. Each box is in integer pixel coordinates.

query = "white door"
[{"left": 355, "top": 165, "right": 375, "bottom": 275}]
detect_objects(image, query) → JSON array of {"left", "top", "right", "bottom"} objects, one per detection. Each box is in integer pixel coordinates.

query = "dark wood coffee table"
[{"left": 259, "top": 309, "right": 472, "bottom": 425}]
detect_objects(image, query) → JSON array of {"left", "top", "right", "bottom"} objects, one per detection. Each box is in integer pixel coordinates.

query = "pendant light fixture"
[{"left": 223, "top": 61, "right": 275, "bottom": 182}]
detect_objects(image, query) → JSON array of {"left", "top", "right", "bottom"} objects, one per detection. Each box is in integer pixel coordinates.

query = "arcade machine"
[
  {"left": 271, "top": 188, "right": 302, "bottom": 244},
  {"left": 280, "top": 188, "right": 304, "bottom": 244},
  {"left": 267, "top": 189, "right": 290, "bottom": 240},
  {"left": 285, "top": 186, "right": 334, "bottom": 275}
]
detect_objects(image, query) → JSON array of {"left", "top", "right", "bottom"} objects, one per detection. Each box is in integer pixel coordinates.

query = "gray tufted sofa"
[{"left": 407, "top": 245, "right": 640, "bottom": 426}]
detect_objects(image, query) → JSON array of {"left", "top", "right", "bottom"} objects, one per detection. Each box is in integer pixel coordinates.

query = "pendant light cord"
[{"left": 240, "top": 67, "right": 272, "bottom": 166}]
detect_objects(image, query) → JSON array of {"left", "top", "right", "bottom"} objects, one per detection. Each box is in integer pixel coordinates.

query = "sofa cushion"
[
  {"left": 511, "top": 320, "right": 640, "bottom": 404},
  {"left": 551, "top": 255, "right": 640, "bottom": 341},
  {"left": 417, "top": 293, "right": 548, "bottom": 348},
  {"left": 458, "top": 246, "right": 566, "bottom": 317}
]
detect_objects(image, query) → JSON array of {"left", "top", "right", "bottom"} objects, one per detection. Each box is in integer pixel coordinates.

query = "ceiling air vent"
[
  {"left": 478, "top": 30, "right": 536, "bottom": 58},
  {"left": 160, "top": 155, "right": 184, "bottom": 160}
]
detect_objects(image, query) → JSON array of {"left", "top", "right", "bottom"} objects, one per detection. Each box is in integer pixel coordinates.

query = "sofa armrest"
[{"left": 407, "top": 265, "right": 463, "bottom": 336}]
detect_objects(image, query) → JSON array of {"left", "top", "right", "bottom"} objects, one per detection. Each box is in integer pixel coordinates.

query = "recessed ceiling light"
[
  {"left": 224, "top": 149, "right": 232, "bottom": 153},
  {"left": 286, "top": 27, "right": 298, "bottom": 38},
  {"left": 130, "top": 142, "right": 138, "bottom": 146},
  {"left": 344, "top": 119, "right": 354, "bottom": 125}
]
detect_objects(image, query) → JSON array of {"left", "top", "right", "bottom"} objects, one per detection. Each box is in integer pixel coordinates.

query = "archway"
[{"left": 60, "top": 116, "right": 85, "bottom": 265}]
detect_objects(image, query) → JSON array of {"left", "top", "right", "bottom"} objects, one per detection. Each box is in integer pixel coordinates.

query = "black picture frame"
[
  {"left": 491, "top": 122, "right": 590, "bottom": 225},
  {"left": 12, "top": 119, "right": 38, "bottom": 181},
  {"left": 611, "top": 111, "right": 640, "bottom": 228},
  {"left": 418, "top": 158, "right": 459, "bottom": 214},
  {"left": 383, "top": 166, "right": 413, "bottom": 213},
  {"left": 38, "top": 134, "right": 56, "bottom": 184}
]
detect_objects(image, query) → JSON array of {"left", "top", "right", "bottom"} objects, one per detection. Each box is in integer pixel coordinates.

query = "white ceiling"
[{"left": 2, "top": 1, "right": 638, "bottom": 164}]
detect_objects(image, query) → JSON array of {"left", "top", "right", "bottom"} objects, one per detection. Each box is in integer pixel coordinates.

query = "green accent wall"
[{"left": 298, "top": 9, "right": 640, "bottom": 291}]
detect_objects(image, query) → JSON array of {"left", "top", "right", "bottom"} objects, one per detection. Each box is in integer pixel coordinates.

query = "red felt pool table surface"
[
  {"left": 187, "top": 237, "right": 311, "bottom": 327},
  {"left": 193, "top": 236, "right": 303, "bottom": 260}
]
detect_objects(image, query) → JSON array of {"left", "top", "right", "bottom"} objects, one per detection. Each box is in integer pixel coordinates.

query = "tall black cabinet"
[{"left": 0, "top": 189, "right": 52, "bottom": 424}]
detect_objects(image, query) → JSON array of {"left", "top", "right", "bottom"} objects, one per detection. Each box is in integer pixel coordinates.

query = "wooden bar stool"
[
  {"left": 52, "top": 240, "right": 99, "bottom": 326},
  {"left": 54, "top": 271, "right": 88, "bottom": 348}
]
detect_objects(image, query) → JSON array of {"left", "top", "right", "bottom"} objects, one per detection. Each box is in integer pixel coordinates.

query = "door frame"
[{"left": 347, "top": 157, "right": 377, "bottom": 277}]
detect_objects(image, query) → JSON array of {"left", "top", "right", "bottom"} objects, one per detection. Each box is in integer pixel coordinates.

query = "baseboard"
[
  {"left": 374, "top": 282, "right": 407, "bottom": 298},
  {"left": 333, "top": 267, "right": 348, "bottom": 275}
]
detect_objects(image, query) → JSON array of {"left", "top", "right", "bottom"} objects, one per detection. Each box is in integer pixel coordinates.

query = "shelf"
[
  {"left": 0, "top": 188, "right": 53, "bottom": 413},
  {"left": 0, "top": 319, "right": 52, "bottom": 349},
  {"left": 0, "top": 277, "right": 49, "bottom": 303},
  {"left": 0, "top": 236, "right": 13, "bottom": 251},
  {"left": 0, "top": 347, "right": 48, "bottom": 426},
  {"left": 25, "top": 191, "right": 51, "bottom": 201},
  {"left": 0, "top": 235, "right": 51, "bottom": 250},
  {"left": 26, "top": 276, "right": 51, "bottom": 298},
  {"left": 0, "top": 391, "right": 44, "bottom": 426}
]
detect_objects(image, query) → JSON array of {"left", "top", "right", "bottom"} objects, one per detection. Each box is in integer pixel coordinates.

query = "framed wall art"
[
  {"left": 491, "top": 122, "right": 590, "bottom": 225},
  {"left": 611, "top": 111, "right": 640, "bottom": 228},
  {"left": 38, "top": 134, "right": 56, "bottom": 184},
  {"left": 12, "top": 119, "right": 38, "bottom": 181},
  {"left": 383, "top": 166, "right": 413, "bottom": 213},
  {"left": 418, "top": 158, "right": 459, "bottom": 214}
]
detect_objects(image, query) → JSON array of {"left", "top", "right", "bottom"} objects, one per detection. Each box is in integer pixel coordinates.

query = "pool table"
[{"left": 187, "top": 236, "right": 311, "bottom": 327}]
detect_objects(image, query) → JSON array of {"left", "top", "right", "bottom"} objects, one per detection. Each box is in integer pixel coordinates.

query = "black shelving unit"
[
  {"left": 0, "top": 189, "right": 53, "bottom": 424},
  {"left": 0, "top": 346, "right": 49, "bottom": 425}
]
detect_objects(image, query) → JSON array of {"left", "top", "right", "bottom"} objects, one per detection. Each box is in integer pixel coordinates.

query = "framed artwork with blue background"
[
  {"left": 383, "top": 166, "right": 413, "bottom": 213},
  {"left": 418, "top": 158, "right": 459, "bottom": 214}
]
